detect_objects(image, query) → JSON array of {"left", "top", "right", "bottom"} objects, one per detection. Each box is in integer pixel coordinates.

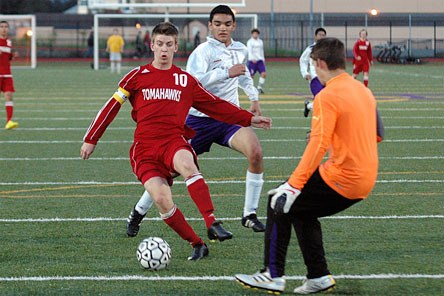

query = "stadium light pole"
[{"left": 309, "top": 0, "right": 314, "bottom": 40}]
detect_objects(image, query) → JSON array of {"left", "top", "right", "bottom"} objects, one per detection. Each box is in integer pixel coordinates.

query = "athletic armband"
[{"left": 112, "top": 87, "right": 130, "bottom": 104}]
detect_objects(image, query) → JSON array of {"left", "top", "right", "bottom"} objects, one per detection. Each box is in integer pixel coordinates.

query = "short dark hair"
[
  {"left": 152, "top": 22, "right": 179, "bottom": 40},
  {"left": 311, "top": 37, "right": 346, "bottom": 70},
  {"left": 251, "top": 28, "right": 260, "bottom": 34},
  {"left": 315, "top": 27, "right": 326, "bottom": 35},
  {"left": 0, "top": 21, "right": 9, "bottom": 26},
  {"left": 209, "top": 5, "right": 235, "bottom": 22}
]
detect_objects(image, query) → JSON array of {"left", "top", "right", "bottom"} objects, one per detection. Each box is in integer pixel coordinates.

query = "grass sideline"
[{"left": 0, "top": 61, "right": 443, "bottom": 295}]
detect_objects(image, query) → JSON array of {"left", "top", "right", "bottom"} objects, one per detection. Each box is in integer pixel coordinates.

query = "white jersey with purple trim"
[
  {"left": 247, "top": 37, "right": 265, "bottom": 62},
  {"left": 186, "top": 36, "right": 258, "bottom": 118},
  {"left": 299, "top": 42, "right": 317, "bottom": 80}
]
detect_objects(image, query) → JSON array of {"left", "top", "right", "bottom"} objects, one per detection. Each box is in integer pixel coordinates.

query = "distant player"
[
  {"left": 127, "top": 5, "right": 268, "bottom": 240},
  {"left": 106, "top": 28, "right": 125, "bottom": 74},
  {"left": 352, "top": 29, "right": 373, "bottom": 87},
  {"left": 0, "top": 20, "right": 19, "bottom": 130},
  {"left": 80, "top": 22, "right": 272, "bottom": 260},
  {"left": 299, "top": 27, "right": 326, "bottom": 117},
  {"left": 247, "top": 28, "right": 267, "bottom": 93}
]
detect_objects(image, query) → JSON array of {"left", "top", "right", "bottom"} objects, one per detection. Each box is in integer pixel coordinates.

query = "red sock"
[
  {"left": 185, "top": 173, "right": 216, "bottom": 229},
  {"left": 364, "top": 79, "right": 369, "bottom": 87},
  {"left": 162, "top": 205, "right": 202, "bottom": 247},
  {"left": 5, "top": 102, "right": 13, "bottom": 121}
]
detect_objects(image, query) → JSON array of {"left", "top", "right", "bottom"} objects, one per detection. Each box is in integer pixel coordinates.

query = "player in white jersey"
[
  {"left": 247, "top": 28, "right": 267, "bottom": 93},
  {"left": 127, "top": 5, "right": 267, "bottom": 238},
  {"left": 299, "top": 27, "right": 326, "bottom": 117}
]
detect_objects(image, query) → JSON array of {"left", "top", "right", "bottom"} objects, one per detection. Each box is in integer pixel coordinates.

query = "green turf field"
[{"left": 0, "top": 60, "right": 443, "bottom": 295}]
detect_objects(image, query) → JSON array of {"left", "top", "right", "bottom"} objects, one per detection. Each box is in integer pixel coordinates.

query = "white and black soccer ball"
[{"left": 136, "top": 237, "right": 172, "bottom": 270}]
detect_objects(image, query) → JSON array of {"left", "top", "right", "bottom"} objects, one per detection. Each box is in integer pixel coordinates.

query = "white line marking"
[
  {"left": 0, "top": 179, "right": 443, "bottom": 186},
  {"left": 1, "top": 139, "right": 443, "bottom": 144},
  {"left": 0, "top": 215, "right": 442, "bottom": 223},
  {"left": 372, "top": 68, "right": 444, "bottom": 79},
  {"left": 7, "top": 126, "right": 444, "bottom": 131},
  {"left": 13, "top": 116, "right": 444, "bottom": 120},
  {"left": 15, "top": 107, "right": 444, "bottom": 113},
  {"left": 1, "top": 156, "right": 443, "bottom": 161},
  {"left": 0, "top": 274, "right": 442, "bottom": 282}
]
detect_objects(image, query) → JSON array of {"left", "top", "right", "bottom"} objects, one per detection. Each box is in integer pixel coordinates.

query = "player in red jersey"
[
  {"left": 0, "top": 21, "right": 19, "bottom": 130},
  {"left": 352, "top": 29, "right": 373, "bottom": 87},
  {"left": 80, "top": 22, "right": 272, "bottom": 261}
]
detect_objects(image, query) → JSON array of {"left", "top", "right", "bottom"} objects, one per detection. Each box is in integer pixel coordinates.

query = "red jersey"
[
  {"left": 352, "top": 39, "right": 372, "bottom": 65},
  {"left": 0, "top": 37, "right": 12, "bottom": 76},
  {"left": 83, "top": 63, "right": 253, "bottom": 144}
]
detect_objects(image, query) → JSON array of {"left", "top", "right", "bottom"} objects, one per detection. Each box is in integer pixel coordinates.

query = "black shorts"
[{"left": 289, "top": 169, "right": 362, "bottom": 218}]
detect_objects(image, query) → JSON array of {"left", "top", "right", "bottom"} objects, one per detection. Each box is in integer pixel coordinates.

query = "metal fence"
[{"left": 31, "top": 12, "right": 444, "bottom": 59}]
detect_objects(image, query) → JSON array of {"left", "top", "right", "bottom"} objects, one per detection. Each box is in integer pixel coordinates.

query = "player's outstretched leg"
[{"left": 184, "top": 172, "right": 233, "bottom": 242}]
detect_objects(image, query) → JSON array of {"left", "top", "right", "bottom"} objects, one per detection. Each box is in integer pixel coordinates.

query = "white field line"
[
  {"left": 0, "top": 274, "right": 443, "bottom": 282},
  {"left": 15, "top": 107, "right": 444, "bottom": 113},
  {"left": 13, "top": 116, "right": 444, "bottom": 120},
  {"left": 1, "top": 139, "right": 444, "bottom": 144},
  {"left": 6, "top": 126, "right": 444, "bottom": 131},
  {"left": 0, "top": 179, "right": 443, "bottom": 186},
  {"left": 372, "top": 68, "right": 444, "bottom": 80},
  {"left": 0, "top": 215, "right": 443, "bottom": 223},
  {"left": 1, "top": 156, "right": 443, "bottom": 161},
  {"left": 264, "top": 108, "right": 444, "bottom": 112}
]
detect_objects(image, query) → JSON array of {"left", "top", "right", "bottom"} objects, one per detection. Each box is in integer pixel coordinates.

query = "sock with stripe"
[
  {"left": 185, "top": 173, "right": 216, "bottom": 229},
  {"left": 162, "top": 205, "right": 203, "bottom": 247},
  {"left": 5, "top": 101, "right": 13, "bottom": 122}
]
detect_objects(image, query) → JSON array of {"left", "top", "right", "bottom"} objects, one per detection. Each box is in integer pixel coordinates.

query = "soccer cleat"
[
  {"left": 257, "top": 87, "right": 264, "bottom": 94},
  {"left": 207, "top": 220, "right": 233, "bottom": 242},
  {"left": 303, "top": 100, "right": 311, "bottom": 117},
  {"left": 293, "top": 275, "right": 336, "bottom": 294},
  {"left": 5, "top": 120, "right": 19, "bottom": 130},
  {"left": 188, "top": 243, "right": 209, "bottom": 261},
  {"left": 235, "top": 269, "right": 285, "bottom": 295},
  {"left": 126, "top": 207, "right": 146, "bottom": 237},
  {"left": 242, "top": 213, "right": 266, "bottom": 232}
]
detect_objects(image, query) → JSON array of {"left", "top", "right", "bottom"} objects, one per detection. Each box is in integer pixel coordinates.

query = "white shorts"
[{"left": 109, "top": 52, "right": 122, "bottom": 61}]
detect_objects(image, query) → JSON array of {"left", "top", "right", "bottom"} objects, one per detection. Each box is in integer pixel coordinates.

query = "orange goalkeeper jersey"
[{"left": 288, "top": 72, "right": 379, "bottom": 199}]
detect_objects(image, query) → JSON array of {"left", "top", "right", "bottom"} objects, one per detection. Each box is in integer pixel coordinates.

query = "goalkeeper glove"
[{"left": 268, "top": 182, "right": 301, "bottom": 214}]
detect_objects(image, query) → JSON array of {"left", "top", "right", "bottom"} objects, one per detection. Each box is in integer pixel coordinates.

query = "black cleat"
[
  {"left": 258, "top": 88, "right": 264, "bottom": 94},
  {"left": 303, "top": 100, "right": 311, "bottom": 117},
  {"left": 242, "top": 213, "right": 266, "bottom": 232},
  {"left": 126, "top": 207, "right": 146, "bottom": 237},
  {"left": 188, "top": 243, "right": 209, "bottom": 261},
  {"left": 207, "top": 221, "right": 233, "bottom": 242}
]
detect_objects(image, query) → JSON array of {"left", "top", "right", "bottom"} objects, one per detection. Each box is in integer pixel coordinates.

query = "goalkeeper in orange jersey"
[{"left": 235, "top": 37, "right": 384, "bottom": 294}]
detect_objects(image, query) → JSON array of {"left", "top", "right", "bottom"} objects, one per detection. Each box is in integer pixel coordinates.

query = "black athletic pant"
[{"left": 264, "top": 169, "right": 362, "bottom": 279}]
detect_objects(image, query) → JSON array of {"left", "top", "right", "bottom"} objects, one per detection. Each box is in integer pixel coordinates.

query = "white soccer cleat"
[
  {"left": 293, "top": 274, "right": 336, "bottom": 294},
  {"left": 235, "top": 269, "right": 285, "bottom": 295}
]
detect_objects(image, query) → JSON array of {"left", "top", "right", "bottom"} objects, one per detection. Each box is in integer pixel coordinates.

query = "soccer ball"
[{"left": 136, "top": 237, "right": 172, "bottom": 270}]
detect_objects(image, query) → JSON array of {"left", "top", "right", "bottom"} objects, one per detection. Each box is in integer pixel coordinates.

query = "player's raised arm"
[{"left": 80, "top": 87, "right": 129, "bottom": 159}]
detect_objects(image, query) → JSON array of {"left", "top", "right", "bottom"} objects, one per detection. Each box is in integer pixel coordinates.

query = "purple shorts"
[
  {"left": 310, "top": 77, "right": 324, "bottom": 97},
  {"left": 186, "top": 115, "right": 242, "bottom": 155},
  {"left": 248, "top": 60, "right": 266, "bottom": 76}
]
